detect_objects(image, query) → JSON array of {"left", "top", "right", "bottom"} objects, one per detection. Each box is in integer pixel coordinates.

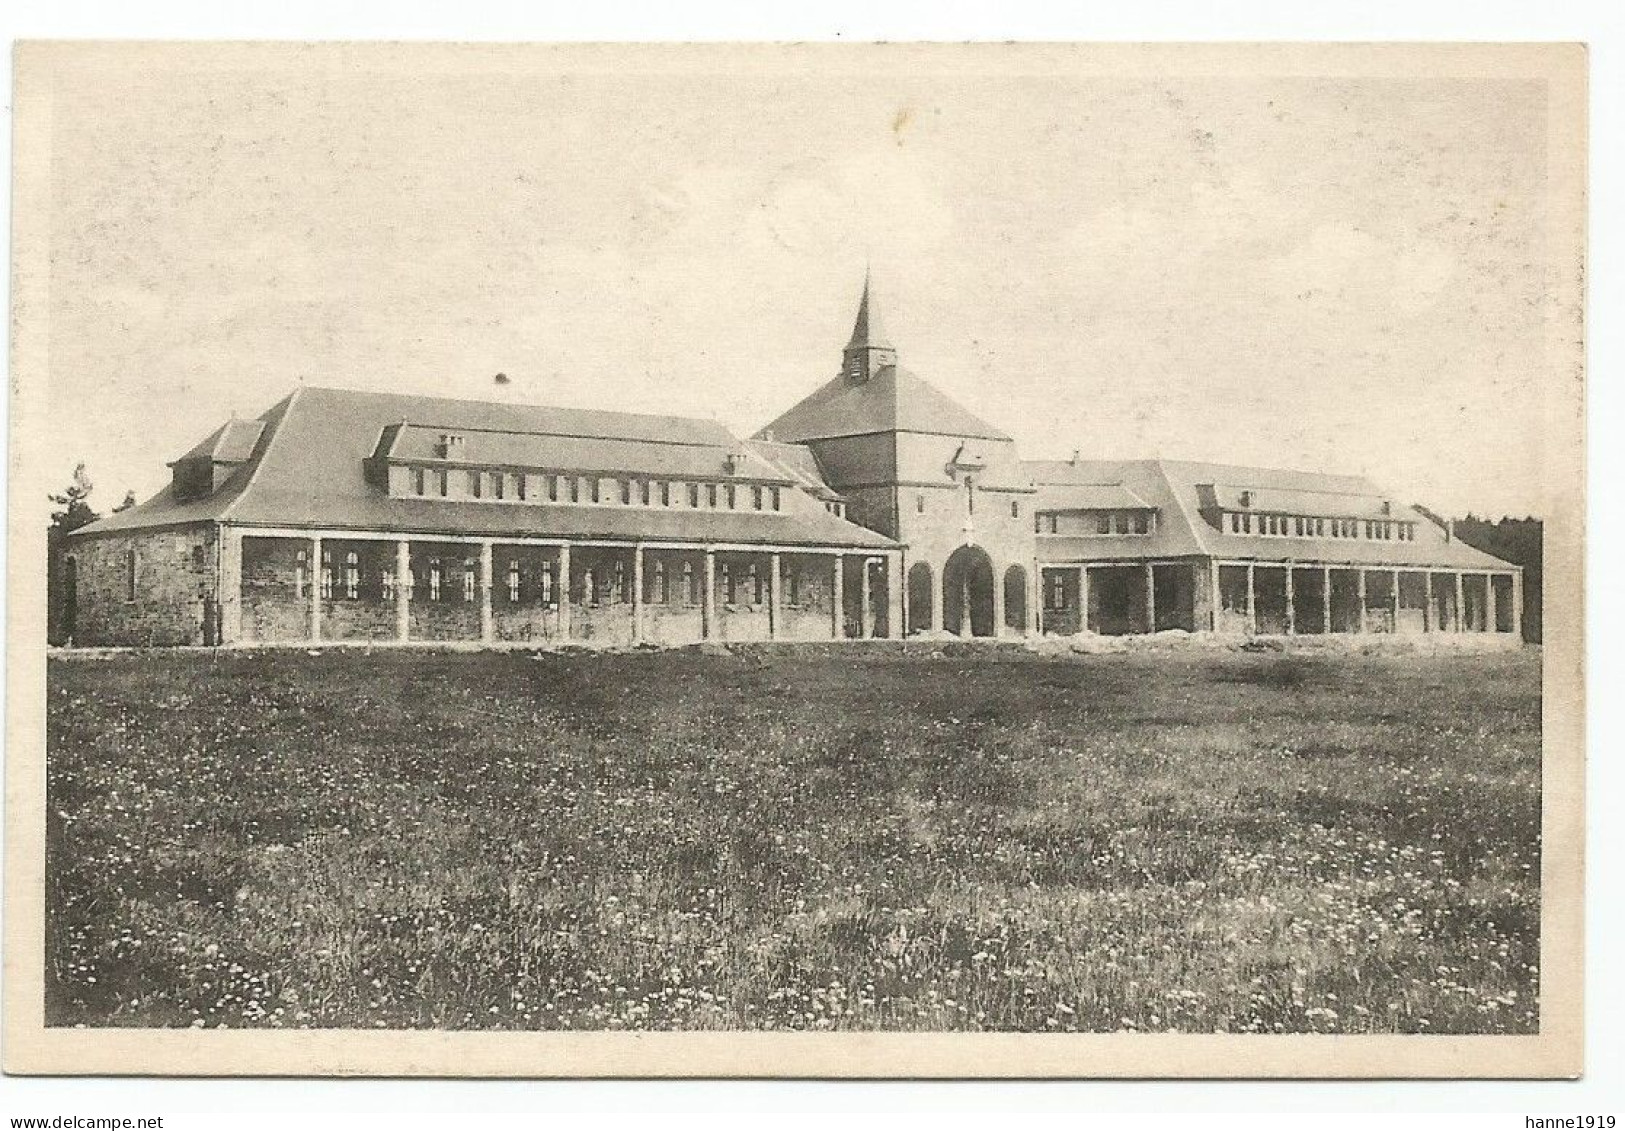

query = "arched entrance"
[
  {"left": 941, "top": 545, "right": 995, "bottom": 638},
  {"left": 906, "top": 562, "right": 934, "bottom": 635},
  {"left": 1003, "top": 564, "right": 1028, "bottom": 635}
]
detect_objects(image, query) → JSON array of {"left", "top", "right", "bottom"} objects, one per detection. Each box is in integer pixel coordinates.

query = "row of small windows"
[
  {"left": 291, "top": 550, "right": 813, "bottom": 607},
  {"left": 407, "top": 466, "right": 783, "bottom": 512},
  {"left": 1035, "top": 509, "right": 1154, "bottom": 536},
  {"left": 1225, "top": 512, "right": 1417, "bottom": 541}
]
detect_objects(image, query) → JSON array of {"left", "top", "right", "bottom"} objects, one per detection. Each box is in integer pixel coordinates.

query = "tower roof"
[{"left": 845, "top": 270, "right": 892, "bottom": 351}]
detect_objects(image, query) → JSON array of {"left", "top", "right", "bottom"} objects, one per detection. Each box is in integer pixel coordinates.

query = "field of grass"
[{"left": 45, "top": 644, "right": 1541, "bottom": 1033}]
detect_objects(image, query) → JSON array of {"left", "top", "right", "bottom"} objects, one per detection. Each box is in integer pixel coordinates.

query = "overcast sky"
[{"left": 43, "top": 52, "right": 1554, "bottom": 518}]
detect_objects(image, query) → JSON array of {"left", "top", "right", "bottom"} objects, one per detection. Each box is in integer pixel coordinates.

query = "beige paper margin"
[{"left": 3, "top": 40, "right": 1586, "bottom": 1079}]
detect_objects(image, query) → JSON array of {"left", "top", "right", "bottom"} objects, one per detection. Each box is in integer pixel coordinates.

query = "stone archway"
[
  {"left": 906, "top": 562, "right": 934, "bottom": 635},
  {"left": 941, "top": 544, "right": 996, "bottom": 638},
  {"left": 1003, "top": 564, "right": 1028, "bottom": 635}
]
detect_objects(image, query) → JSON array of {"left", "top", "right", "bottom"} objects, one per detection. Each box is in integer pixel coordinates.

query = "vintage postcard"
[{"left": 4, "top": 41, "right": 1585, "bottom": 1077}]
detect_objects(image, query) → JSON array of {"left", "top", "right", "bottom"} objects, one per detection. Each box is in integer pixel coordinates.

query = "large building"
[{"left": 63, "top": 277, "right": 1522, "bottom": 647}]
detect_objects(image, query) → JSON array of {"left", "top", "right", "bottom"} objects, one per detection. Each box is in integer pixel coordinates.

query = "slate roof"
[
  {"left": 758, "top": 364, "right": 1012, "bottom": 444},
  {"left": 74, "top": 386, "right": 897, "bottom": 550},
  {"left": 383, "top": 423, "right": 790, "bottom": 482},
  {"left": 1027, "top": 458, "right": 1516, "bottom": 570}
]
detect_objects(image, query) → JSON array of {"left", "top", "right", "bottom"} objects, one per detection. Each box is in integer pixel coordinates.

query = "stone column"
[
  {"left": 768, "top": 551, "right": 782, "bottom": 641},
  {"left": 1210, "top": 559, "right": 1221, "bottom": 631},
  {"left": 1284, "top": 565, "right": 1296, "bottom": 635},
  {"left": 703, "top": 549, "right": 717, "bottom": 640},
  {"left": 1245, "top": 562, "right": 1256, "bottom": 634},
  {"left": 1143, "top": 563, "right": 1156, "bottom": 635},
  {"left": 1356, "top": 570, "right": 1368, "bottom": 634},
  {"left": 1079, "top": 566, "right": 1091, "bottom": 634},
  {"left": 218, "top": 526, "right": 243, "bottom": 645},
  {"left": 309, "top": 534, "right": 323, "bottom": 642},
  {"left": 831, "top": 553, "right": 844, "bottom": 640},
  {"left": 1322, "top": 566, "right": 1332, "bottom": 633},
  {"left": 395, "top": 539, "right": 410, "bottom": 642},
  {"left": 632, "top": 544, "right": 645, "bottom": 643},
  {"left": 479, "top": 541, "right": 494, "bottom": 643},
  {"left": 1423, "top": 572, "right": 1434, "bottom": 633},
  {"left": 557, "top": 543, "right": 572, "bottom": 641},
  {"left": 1486, "top": 573, "right": 1499, "bottom": 634},
  {"left": 1512, "top": 571, "right": 1523, "bottom": 641},
  {"left": 928, "top": 557, "right": 944, "bottom": 634},
  {"left": 1391, "top": 568, "right": 1401, "bottom": 634},
  {"left": 887, "top": 552, "right": 903, "bottom": 640},
  {"left": 1025, "top": 563, "right": 1039, "bottom": 636},
  {"left": 992, "top": 556, "right": 1006, "bottom": 638},
  {"left": 859, "top": 557, "right": 873, "bottom": 639},
  {"left": 1454, "top": 572, "right": 1466, "bottom": 633}
]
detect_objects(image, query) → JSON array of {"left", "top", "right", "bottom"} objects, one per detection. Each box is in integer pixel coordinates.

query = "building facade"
[{"left": 65, "top": 278, "right": 1522, "bottom": 647}]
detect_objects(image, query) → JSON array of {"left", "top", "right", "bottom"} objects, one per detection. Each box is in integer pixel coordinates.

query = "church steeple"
[{"left": 842, "top": 270, "right": 897, "bottom": 385}]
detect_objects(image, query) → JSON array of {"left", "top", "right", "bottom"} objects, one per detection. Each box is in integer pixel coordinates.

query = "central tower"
[{"left": 757, "top": 273, "right": 1038, "bottom": 637}]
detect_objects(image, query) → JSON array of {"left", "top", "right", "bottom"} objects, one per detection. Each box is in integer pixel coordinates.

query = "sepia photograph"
[{"left": 3, "top": 40, "right": 1586, "bottom": 1078}]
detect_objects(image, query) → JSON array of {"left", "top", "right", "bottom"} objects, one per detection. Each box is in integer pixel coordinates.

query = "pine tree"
[{"left": 49, "top": 463, "right": 99, "bottom": 534}]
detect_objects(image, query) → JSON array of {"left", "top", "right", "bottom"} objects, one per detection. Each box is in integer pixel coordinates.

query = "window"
[
  {"left": 320, "top": 549, "right": 333, "bottom": 599},
  {"left": 620, "top": 479, "right": 633, "bottom": 505},
  {"left": 413, "top": 467, "right": 426, "bottom": 495},
  {"left": 125, "top": 548, "right": 139, "bottom": 602},
  {"left": 1011, "top": 500, "right": 1020, "bottom": 519},
  {"left": 438, "top": 470, "right": 449, "bottom": 497},
  {"left": 640, "top": 479, "right": 652, "bottom": 506},
  {"left": 345, "top": 551, "right": 359, "bottom": 599},
  {"left": 589, "top": 478, "right": 601, "bottom": 504},
  {"left": 726, "top": 484, "right": 737, "bottom": 509},
  {"left": 508, "top": 560, "right": 520, "bottom": 603},
  {"left": 541, "top": 563, "right": 554, "bottom": 605},
  {"left": 707, "top": 483, "right": 719, "bottom": 509},
  {"left": 660, "top": 481, "right": 671, "bottom": 507},
  {"left": 429, "top": 560, "right": 442, "bottom": 601},
  {"left": 470, "top": 470, "right": 483, "bottom": 498},
  {"left": 1097, "top": 512, "right": 1113, "bottom": 535},
  {"left": 462, "top": 560, "right": 476, "bottom": 603},
  {"left": 965, "top": 479, "right": 976, "bottom": 515},
  {"left": 1048, "top": 573, "right": 1065, "bottom": 610},
  {"left": 581, "top": 569, "right": 595, "bottom": 605},
  {"left": 687, "top": 483, "right": 700, "bottom": 508},
  {"left": 493, "top": 474, "right": 505, "bottom": 500},
  {"left": 547, "top": 475, "right": 559, "bottom": 502},
  {"left": 682, "top": 561, "right": 696, "bottom": 605},
  {"left": 383, "top": 570, "right": 395, "bottom": 601},
  {"left": 747, "top": 562, "right": 762, "bottom": 604},
  {"left": 294, "top": 550, "right": 306, "bottom": 599},
  {"left": 721, "top": 562, "right": 733, "bottom": 603},
  {"left": 1133, "top": 512, "right": 1150, "bottom": 535},
  {"left": 612, "top": 561, "right": 626, "bottom": 604},
  {"left": 787, "top": 562, "right": 800, "bottom": 605},
  {"left": 752, "top": 485, "right": 764, "bottom": 511},
  {"left": 569, "top": 477, "right": 580, "bottom": 503},
  {"left": 516, "top": 475, "right": 527, "bottom": 502},
  {"left": 917, "top": 493, "right": 926, "bottom": 514},
  {"left": 770, "top": 487, "right": 781, "bottom": 511},
  {"left": 652, "top": 559, "right": 667, "bottom": 603}
]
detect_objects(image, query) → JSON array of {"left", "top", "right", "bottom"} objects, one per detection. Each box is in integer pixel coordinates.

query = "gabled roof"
[
  {"left": 758, "top": 364, "right": 1011, "bottom": 444},
  {"left": 1027, "top": 458, "right": 1515, "bottom": 570},
  {"left": 74, "top": 386, "right": 897, "bottom": 550}
]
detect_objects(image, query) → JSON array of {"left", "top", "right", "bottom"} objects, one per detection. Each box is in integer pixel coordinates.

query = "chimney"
[
  {"left": 1445, "top": 519, "right": 1454, "bottom": 543},
  {"left": 1070, "top": 449, "right": 1080, "bottom": 466}
]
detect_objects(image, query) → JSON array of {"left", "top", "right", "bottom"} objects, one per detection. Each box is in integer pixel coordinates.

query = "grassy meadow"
[{"left": 45, "top": 643, "right": 1541, "bottom": 1033}]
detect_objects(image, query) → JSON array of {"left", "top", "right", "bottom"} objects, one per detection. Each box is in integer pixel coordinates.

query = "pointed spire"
[{"left": 846, "top": 268, "right": 893, "bottom": 351}]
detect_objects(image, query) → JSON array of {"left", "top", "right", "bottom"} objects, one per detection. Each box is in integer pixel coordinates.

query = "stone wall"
[
  {"left": 70, "top": 526, "right": 218, "bottom": 646},
  {"left": 407, "top": 541, "right": 482, "bottom": 641}
]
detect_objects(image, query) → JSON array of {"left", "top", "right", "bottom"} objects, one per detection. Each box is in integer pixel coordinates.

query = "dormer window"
[{"left": 1238, "top": 490, "right": 1253, "bottom": 508}]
